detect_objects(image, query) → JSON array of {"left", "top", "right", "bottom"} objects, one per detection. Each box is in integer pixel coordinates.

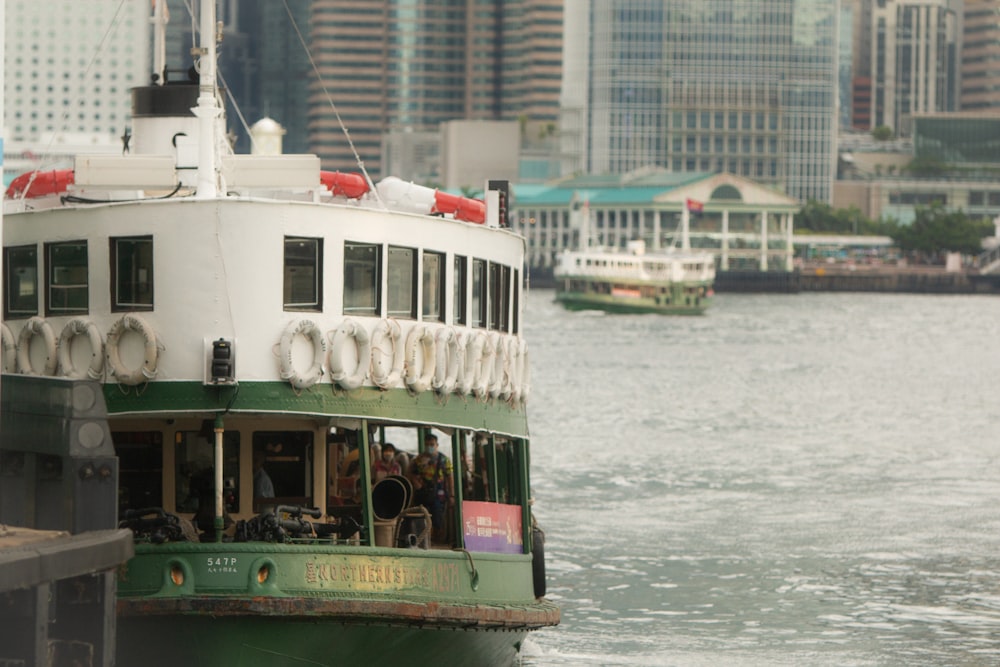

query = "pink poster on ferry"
[{"left": 462, "top": 501, "right": 523, "bottom": 554}]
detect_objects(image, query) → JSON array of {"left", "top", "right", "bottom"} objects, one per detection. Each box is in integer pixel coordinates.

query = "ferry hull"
[
  {"left": 118, "top": 611, "right": 542, "bottom": 667},
  {"left": 115, "top": 543, "right": 557, "bottom": 666},
  {"left": 555, "top": 287, "right": 712, "bottom": 315}
]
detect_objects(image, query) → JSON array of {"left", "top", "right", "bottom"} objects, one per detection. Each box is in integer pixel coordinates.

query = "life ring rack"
[
  {"left": 16, "top": 317, "right": 58, "bottom": 376},
  {"left": 1, "top": 323, "right": 16, "bottom": 373},
  {"left": 328, "top": 318, "right": 370, "bottom": 390},
  {"left": 106, "top": 314, "right": 158, "bottom": 385},
  {"left": 58, "top": 318, "right": 105, "bottom": 380},
  {"left": 278, "top": 319, "right": 326, "bottom": 391}
]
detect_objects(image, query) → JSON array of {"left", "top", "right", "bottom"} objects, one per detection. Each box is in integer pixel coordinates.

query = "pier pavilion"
[{"left": 511, "top": 170, "right": 801, "bottom": 274}]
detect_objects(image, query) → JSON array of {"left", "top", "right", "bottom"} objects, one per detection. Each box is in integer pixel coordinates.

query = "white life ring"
[
  {"left": 370, "top": 319, "right": 404, "bottom": 389},
  {"left": 509, "top": 338, "right": 526, "bottom": 404},
  {"left": 487, "top": 332, "right": 505, "bottom": 399},
  {"left": 58, "top": 318, "right": 105, "bottom": 380},
  {"left": 404, "top": 325, "right": 436, "bottom": 394},
  {"left": 473, "top": 331, "right": 495, "bottom": 400},
  {"left": 1, "top": 323, "right": 16, "bottom": 374},
  {"left": 459, "top": 331, "right": 485, "bottom": 396},
  {"left": 328, "top": 318, "right": 370, "bottom": 390},
  {"left": 278, "top": 319, "right": 325, "bottom": 390},
  {"left": 502, "top": 336, "right": 520, "bottom": 402},
  {"left": 453, "top": 331, "right": 473, "bottom": 396},
  {"left": 106, "top": 314, "right": 158, "bottom": 385},
  {"left": 16, "top": 317, "right": 58, "bottom": 376},
  {"left": 432, "top": 327, "right": 460, "bottom": 395}
]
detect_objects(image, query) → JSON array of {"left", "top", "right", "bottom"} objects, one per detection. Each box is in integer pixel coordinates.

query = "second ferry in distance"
[{"left": 553, "top": 204, "right": 716, "bottom": 315}]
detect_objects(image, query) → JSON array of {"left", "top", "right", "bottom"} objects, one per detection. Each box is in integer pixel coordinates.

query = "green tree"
[
  {"left": 872, "top": 125, "right": 893, "bottom": 141},
  {"left": 797, "top": 200, "right": 872, "bottom": 234},
  {"left": 902, "top": 156, "right": 948, "bottom": 177},
  {"left": 887, "top": 204, "right": 992, "bottom": 255}
]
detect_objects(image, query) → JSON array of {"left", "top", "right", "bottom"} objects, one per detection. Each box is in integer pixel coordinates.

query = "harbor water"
[{"left": 520, "top": 289, "right": 1000, "bottom": 666}]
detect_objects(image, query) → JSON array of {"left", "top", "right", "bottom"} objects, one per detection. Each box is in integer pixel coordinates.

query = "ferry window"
[
  {"left": 45, "top": 241, "right": 88, "bottom": 315},
  {"left": 3, "top": 244, "right": 38, "bottom": 319},
  {"left": 387, "top": 245, "right": 416, "bottom": 319},
  {"left": 473, "top": 435, "right": 524, "bottom": 506},
  {"left": 113, "top": 431, "right": 163, "bottom": 514},
  {"left": 512, "top": 268, "right": 520, "bottom": 334},
  {"left": 453, "top": 255, "right": 467, "bottom": 325},
  {"left": 252, "top": 431, "right": 314, "bottom": 509},
  {"left": 422, "top": 251, "right": 444, "bottom": 322},
  {"left": 175, "top": 429, "right": 240, "bottom": 515},
  {"left": 471, "top": 258, "right": 487, "bottom": 328},
  {"left": 111, "top": 236, "right": 153, "bottom": 311},
  {"left": 344, "top": 242, "right": 380, "bottom": 315},
  {"left": 284, "top": 237, "right": 322, "bottom": 311},
  {"left": 489, "top": 263, "right": 509, "bottom": 332}
]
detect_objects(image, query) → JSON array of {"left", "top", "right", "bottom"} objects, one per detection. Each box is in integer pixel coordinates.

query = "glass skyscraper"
[
  {"left": 571, "top": 0, "right": 838, "bottom": 203},
  {"left": 309, "top": 0, "right": 562, "bottom": 178}
]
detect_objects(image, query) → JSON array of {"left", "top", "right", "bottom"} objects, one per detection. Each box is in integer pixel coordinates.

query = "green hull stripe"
[
  {"left": 555, "top": 293, "right": 711, "bottom": 315},
  {"left": 102, "top": 380, "right": 529, "bottom": 436}
]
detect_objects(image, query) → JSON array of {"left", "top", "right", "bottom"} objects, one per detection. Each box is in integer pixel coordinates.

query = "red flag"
[{"left": 686, "top": 198, "right": 704, "bottom": 213}]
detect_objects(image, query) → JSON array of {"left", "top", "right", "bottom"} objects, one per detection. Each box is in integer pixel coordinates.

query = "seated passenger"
[{"left": 374, "top": 443, "right": 402, "bottom": 482}]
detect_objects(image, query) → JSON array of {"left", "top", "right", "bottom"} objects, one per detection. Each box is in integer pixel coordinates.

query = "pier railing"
[{"left": 977, "top": 245, "right": 1000, "bottom": 274}]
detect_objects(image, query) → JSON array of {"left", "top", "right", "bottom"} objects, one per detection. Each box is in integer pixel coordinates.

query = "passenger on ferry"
[
  {"left": 409, "top": 433, "right": 454, "bottom": 543},
  {"left": 374, "top": 443, "right": 402, "bottom": 482}
]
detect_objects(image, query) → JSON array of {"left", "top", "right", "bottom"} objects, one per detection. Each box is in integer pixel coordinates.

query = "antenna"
[{"left": 193, "top": 0, "right": 221, "bottom": 198}]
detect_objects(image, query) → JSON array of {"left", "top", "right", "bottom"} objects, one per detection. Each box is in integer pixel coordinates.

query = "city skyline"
[{"left": 3, "top": 0, "right": 997, "bottom": 206}]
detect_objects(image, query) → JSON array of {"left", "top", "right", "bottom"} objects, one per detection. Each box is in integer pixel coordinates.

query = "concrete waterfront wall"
[
  {"left": 718, "top": 268, "right": 1000, "bottom": 294},
  {"left": 528, "top": 266, "right": 1000, "bottom": 295}
]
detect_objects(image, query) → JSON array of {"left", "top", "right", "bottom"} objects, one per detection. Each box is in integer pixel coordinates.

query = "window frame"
[
  {"left": 3, "top": 244, "right": 39, "bottom": 319},
  {"left": 283, "top": 236, "right": 323, "bottom": 312},
  {"left": 471, "top": 258, "right": 487, "bottom": 329},
  {"left": 110, "top": 236, "right": 154, "bottom": 312},
  {"left": 45, "top": 240, "right": 89, "bottom": 316},
  {"left": 387, "top": 245, "right": 417, "bottom": 320},
  {"left": 343, "top": 241, "right": 381, "bottom": 316},
  {"left": 421, "top": 250, "right": 445, "bottom": 323},
  {"left": 453, "top": 255, "right": 468, "bottom": 326}
]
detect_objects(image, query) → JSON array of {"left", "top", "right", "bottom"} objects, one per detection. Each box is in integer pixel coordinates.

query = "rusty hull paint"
[{"left": 118, "top": 595, "right": 560, "bottom": 629}]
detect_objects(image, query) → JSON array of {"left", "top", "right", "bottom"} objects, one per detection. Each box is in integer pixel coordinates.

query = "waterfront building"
[
  {"left": 512, "top": 170, "right": 800, "bottom": 273},
  {"left": 561, "top": 0, "right": 838, "bottom": 204},
  {"left": 835, "top": 114, "right": 1000, "bottom": 224}
]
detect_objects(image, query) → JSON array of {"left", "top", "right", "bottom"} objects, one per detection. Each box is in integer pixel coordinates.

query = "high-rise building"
[
  {"left": 308, "top": 0, "right": 562, "bottom": 179},
  {"left": 961, "top": 0, "right": 1000, "bottom": 110},
  {"left": 4, "top": 0, "right": 149, "bottom": 143},
  {"left": 565, "top": 0, "right": 839, "bottom": 204},
  {"left": 840, "top": 0, "right": 856, "bottom": 130},
  {"left": 865, "top": 0, "right": 960, "bottom": 135},
  {"left": 160, "top": 0, "right": 312, "bottom": 155}
]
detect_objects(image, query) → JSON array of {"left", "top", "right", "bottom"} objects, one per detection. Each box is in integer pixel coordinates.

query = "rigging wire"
[
  {"left": 18, "top": 0, "right": 131, "bottom": 204},
  {"left": 280, "top": 0, "right": 384, "bottom": 207}
]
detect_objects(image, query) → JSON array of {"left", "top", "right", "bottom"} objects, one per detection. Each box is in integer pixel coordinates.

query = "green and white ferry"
[
  {"left": 553, "top": 204, "right": 716, "bottom": 315},
  {"left": 1, "top": 2, "right": 557, "bottom": 665}
]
